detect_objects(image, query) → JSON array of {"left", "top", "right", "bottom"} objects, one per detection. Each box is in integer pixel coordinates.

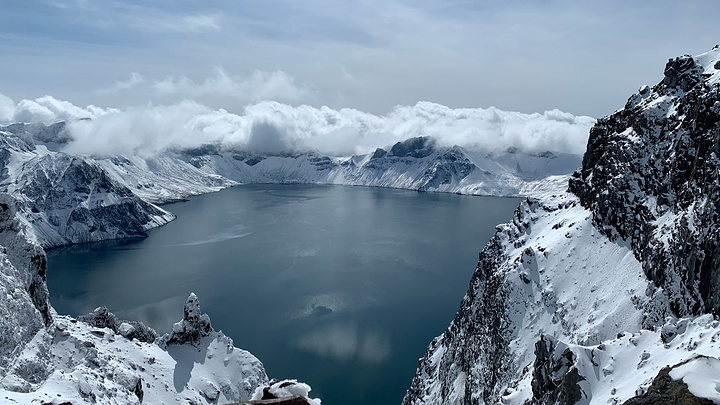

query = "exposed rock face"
[
  {"left": 404, "top": 47, "right": 720, "bottom": 405},
  {"left": 529, "top": 335, "right": 583, "bottom": 405},
  {"left": 403, "top": 220, "right": 513, "bottom": 404},
  {"left": 388, "top": 136, "right": 436, "bottom": 158},
  {"left": 569, "top": 50, "right": 720, "bottom": 316}
]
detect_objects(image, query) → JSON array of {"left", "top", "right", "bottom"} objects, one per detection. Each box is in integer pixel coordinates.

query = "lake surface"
[{"left": 47, "top": 184, "right": 521, "bottom": 405}]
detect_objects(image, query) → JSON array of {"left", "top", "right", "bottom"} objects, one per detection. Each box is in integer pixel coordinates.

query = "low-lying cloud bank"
[{"left": 0, "top": 93, "right": 595, "bottom": 157}]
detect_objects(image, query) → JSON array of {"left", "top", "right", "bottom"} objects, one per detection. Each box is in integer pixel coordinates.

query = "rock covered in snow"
[
  {"left": 0, "top": 289, "right": 269, "bottom": 404},
  {"left": 158, "top": 293, "right": 214, "bottom": 348},
  {"left": 570, "top": 46, "right": 720, "bottom": 316},
  {"left": 403, "top": 46, "right": 720, "bottom": 405},
  {"left": 78, "top": 306, "right": 157, "bottom": 343},
  {"left": 0, "top": 195, "right": 50, "bottom": 376},
  {"left": 251, "top": 379, "right": 322, "bottom": 405}
]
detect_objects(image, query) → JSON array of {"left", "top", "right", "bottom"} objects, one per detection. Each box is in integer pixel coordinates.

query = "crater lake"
[{"left": 47, "top": 184, "right": 521, "bottom": 405}]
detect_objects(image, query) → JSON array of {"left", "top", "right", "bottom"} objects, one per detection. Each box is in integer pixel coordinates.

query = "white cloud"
[
  {"left": 181, "top": 15, "right": 221, "bottom": 33},
  {"left": 0, "top": 93, "right": 14, "bottom": 123},
  {"left": 0, "top": 91, "right": 594, "bottom": 157},
  {"left": 0, "top": 93, "right": 110, "bottom": 124},
  {"left": 151, "top": 68, "right": 307, "bottom": 103},
  {"left": 126, "top": 12, "right": 222, "bottom": 34},
  {"left": 60, "top": 99, "right": 593, "bottom": 157},
  {"left": 96, "top": 72, "right": 145, "bottom": 95}
]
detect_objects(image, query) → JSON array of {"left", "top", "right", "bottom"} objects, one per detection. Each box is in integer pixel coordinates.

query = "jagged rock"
[
  {"left": 405, "top": 47, "right": 720, "bottom": 405},
  {"left": 158, "top": 293, "right": 213, "bottom": 347},
  {"left": 78, "top": 306, "right": 157, "bottom": 343},
  {"left": 569, "top": 47, "right": 720, "bottom": 316},
  {"left": 389, "top": 136, "right": 436, "bottom": 158},
  {"left": 530, "top": 335, "right": 584, "bottom": 405}
]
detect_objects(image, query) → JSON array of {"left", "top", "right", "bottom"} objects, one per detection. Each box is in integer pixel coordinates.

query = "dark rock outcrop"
[
  {"left": 530, "top": 336, "right": 584, "bottom": 405},
  {"left": 569, "top": 51, "right": 720, "bottom": 317},
  {"left": 389, "top": 136, "right": 436, "bottom": 158}
]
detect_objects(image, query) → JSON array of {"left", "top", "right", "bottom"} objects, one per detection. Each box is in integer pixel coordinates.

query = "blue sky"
[{"left": 1, "top": 0, "right": 719, "bottom": 117}]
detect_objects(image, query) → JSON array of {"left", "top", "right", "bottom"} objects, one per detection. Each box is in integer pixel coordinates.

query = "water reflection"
[{"left": 297, "top": 323, "right": 391, "bottom": 364}]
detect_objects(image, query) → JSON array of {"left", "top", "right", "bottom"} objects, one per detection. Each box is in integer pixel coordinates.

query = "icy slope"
[{"left": 404, "top": 46, "right": 720, "bottom": 405}]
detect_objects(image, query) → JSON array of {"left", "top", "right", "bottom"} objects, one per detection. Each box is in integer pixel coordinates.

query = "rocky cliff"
[{"left": 403, "top": 46, "right": 720, "bottom": 405}]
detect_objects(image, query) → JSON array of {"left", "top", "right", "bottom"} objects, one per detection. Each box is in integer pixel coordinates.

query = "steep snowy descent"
[{"left": 404, "top": 46, "right": 720, "bottom": 405}]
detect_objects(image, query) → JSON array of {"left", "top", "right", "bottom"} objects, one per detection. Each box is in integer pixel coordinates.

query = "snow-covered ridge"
[
  {"left": 404, "top": 46, "right": 720, "bottom": 404},
  {"left": 3, "top": 121, "right": 581, "bottom": 202},
  {"left": 0, "top": 121, "right": 582, "bottom": 248}
]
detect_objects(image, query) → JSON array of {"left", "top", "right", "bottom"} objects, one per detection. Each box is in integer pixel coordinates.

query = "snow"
[
  {"left": 1, "top": 314, "right": 267, "bottom": 404},
  {"left": 251, "top": 379, "right": 322, "bottom": 405},
  {"left": 695, "top": 46, "right": 720, "bottom": 85},
  {"left": 562, "top": 316, "right": 719, "bottom": 404},
  {"left": 669, "top": 356, "right": 720, "bottom": 404}
]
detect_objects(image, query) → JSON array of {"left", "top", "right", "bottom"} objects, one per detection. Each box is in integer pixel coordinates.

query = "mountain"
[
  {"left": 0, "top": 121, "right": 581, "bottom": 247},
  {"left": 81, "top": 136, "right": 580, "bottom": 205},
  {"left": 403, "top": 46, "right": 720, "bottom": 404},
  {"left": 0, "top": 124, "right": 175, "bottom": 248}
]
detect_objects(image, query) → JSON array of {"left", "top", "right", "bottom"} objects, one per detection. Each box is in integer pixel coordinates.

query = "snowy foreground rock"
[{"left": 403, "top": 47, "right": 720, "bottom": 404}]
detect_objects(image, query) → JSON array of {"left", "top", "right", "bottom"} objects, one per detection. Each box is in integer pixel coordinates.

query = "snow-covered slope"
[
  {"left": 0, "top": 125, "right": 175, "bottom": 248},
  {"left": 89, "top": 137, "right": 581, "bottom": 204},
  {"left": 403, "top": 46, "right": 720, "bottom": 405}
]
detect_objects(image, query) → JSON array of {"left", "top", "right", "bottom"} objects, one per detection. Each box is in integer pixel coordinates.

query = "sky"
[{"left": 1, "top": 0, "right": 719, "bottom": 119}]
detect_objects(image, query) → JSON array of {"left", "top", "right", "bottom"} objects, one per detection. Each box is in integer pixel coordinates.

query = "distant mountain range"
[{"left": 0, "top": 121, "right": 581, "bottom": 247}]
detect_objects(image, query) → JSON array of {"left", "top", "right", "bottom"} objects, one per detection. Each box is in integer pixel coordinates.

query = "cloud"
[
  {"left": 96, "top": 73, "right": 145, "bottom": 95},
  {"left": 127, "top": 13, "right": 222, "bottom": 34},
  {"left": 151, "top": 68, "right": 307, "bottom": 103},
  {"left": 0, "top": 93, "right": 110, "bottom": 124},
  {"left": 0, "top": 91, "right": 594, "bottom": 157},
  {"left": 0, "top": 93, "right": 14, "bottom": 123},
  {"left": 180, "top": 15, "right": 221, "bottom": 33},
  {"left": 64, "top": 100, "right": 218, "bottom": 158}
]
